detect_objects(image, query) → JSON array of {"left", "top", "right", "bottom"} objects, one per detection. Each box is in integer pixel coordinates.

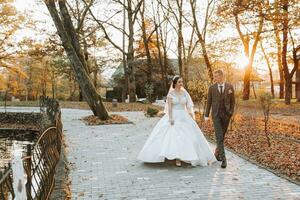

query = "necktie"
[{"left": 219, "top": 85, "right": 223, "bottom": 94}]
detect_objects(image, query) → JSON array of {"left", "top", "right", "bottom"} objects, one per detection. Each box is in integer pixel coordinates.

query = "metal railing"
[
  {"left": 0, "top": 97, "right": 62, "bottom": 200},
  {"left": 0, "top": 165, "right": 14, "bottom": 200},
  {"left": 24, "top": 125, "right": 62, "bottom": 199}
]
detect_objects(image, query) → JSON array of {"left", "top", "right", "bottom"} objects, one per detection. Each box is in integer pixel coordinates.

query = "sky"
[{"left": 13, "top": 0, "right": 55, "bottom": 41}]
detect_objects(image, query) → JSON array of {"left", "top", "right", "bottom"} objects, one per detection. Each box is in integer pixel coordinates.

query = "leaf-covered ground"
[
  {"left": 2, "top": 100, "right": 299, "bottom": 183},
  {"left": 81, "top": 114, "right": 131, "bottom": 125},
  {"left": 197, "top": 113, "right": 300, "bottom": 183},
  {"left": 0, "top": 101, "right": 163, "bottom": 112}
]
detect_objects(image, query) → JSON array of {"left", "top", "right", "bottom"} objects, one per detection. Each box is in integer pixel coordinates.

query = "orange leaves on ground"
[
  {"left": 198, "top": 114, "right": 300, "bottom": 183},
  {"left": 82, "top": 114, "right": 130, "bottom": 125}
]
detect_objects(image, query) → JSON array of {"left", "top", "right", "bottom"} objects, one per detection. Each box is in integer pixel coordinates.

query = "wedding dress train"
[{"left": 138, "top": 90, "right": 216, "bottom": 166}]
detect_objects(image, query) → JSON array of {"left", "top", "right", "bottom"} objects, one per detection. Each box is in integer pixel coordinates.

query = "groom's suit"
[{"left": 205, "top": 82, "right": 235, "bottom": 161}]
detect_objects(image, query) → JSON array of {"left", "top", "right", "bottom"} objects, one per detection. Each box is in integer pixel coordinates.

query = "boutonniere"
[{"left": 228, "top": 89, "right": 233, "bottom": 94}]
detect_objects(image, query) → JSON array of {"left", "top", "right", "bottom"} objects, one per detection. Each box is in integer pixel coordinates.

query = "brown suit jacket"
[{"left": 205, "top": 82, "right": 235, "bottom": 118}]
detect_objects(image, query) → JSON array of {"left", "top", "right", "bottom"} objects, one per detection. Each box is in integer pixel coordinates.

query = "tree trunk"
[
  {"left": 127, "top": 1, "right": 136, "bottom": 102},
  {"left": 190, "top": 0, "right": 213, "bottom": 82},
  {"left": 79, "top": 85, "right": 83, "bottom": 101},
  {"left": 140, "top": 4, "right": 153, "bottom": 84},
  {"left": 285, "top": 79, "right": 292, "bottom": 104},
  {"left": 177, "top": 31, "right": 183, "bottom": 77},
  {"left": 296, "top": 63, "right": 300, "bottom": 101},
  {"left": 260, "top": 41, "right": 275, "bottom": 97},
  {"left": 252, "top": 82, "right": 257, "bottom": 99},
  {"left": 93, "top": 70, "right": 97, "bottom": 88},
  {"left": 242, "top": 39, "right": 251, "bottom": 99},
  {"left": 122, "top": 1, "right": 128, "bottom": 102},
  {"left": 122, "top": 58, "right": 128, "bottom": 102},
  {"left": 51, "top": 71, "right": 56, "bottom": 99},
  {"left": 83, "top": 37, "right": 91, "bottom": 74},
  {"left": 234, "top": 5, "right": 264, "bottom": 100},
  {"left": 274, "top": 29, "right": 285, "bottom": 99},
  {"left": 292, "top": 45, "right": 299, "bottom": 101},
  {"left": 159, "top": 21, "right": 170, "bottom": 92},
  {"left": 45, "top": 0, "right": 109, "bottom": 119},
  {"left": 272, "top": 0, "right": 285, "bottom": 99},
  {"left": 155, "top": 25, "right": 167, "bottom": 93},
  {"left": 282, "top": 0, "right": 291, "bottom": 105},
  {"left": 177, "top": 0, "right": 184, "bottom": 77},
  {"left": 68, "top": 73, "right": 73, "bottom": 99},
  {"left": 242, "top": 35, "right": 263, "bottom": 100},
  {"left": 184, "top": 62, "right": 189, "bottom": 83}
]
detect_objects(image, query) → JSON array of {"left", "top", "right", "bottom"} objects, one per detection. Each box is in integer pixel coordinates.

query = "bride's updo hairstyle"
[{"left": 172, "top": 75, "right": 181, "bottom": 88}]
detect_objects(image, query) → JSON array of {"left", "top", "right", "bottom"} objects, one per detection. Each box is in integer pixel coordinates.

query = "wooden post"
[{"left": 26, "top": 144, "right": 32, "bottom": 200}]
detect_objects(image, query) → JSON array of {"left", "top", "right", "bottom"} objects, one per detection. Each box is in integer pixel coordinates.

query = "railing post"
[
  {"left": 26, "top": 144, "right": 32, "bottom": 200},
  {"left": 8, "top": 164, "right": 15, "bottom": 198},
  {"left": 4, "top": 90, "right": 7, "bottom": 113},
  {"left": 0, "top": 170, "right": 4, "bottom": 200}
]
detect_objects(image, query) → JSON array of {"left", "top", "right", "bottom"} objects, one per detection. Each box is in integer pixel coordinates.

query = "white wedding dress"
[{"left": 138, "top": 89, "right": 216, "bottom": 166}]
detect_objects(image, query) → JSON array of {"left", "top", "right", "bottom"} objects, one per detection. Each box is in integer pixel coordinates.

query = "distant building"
[{"left": 107, "top": 58, "right": 178, "bottom": 101}]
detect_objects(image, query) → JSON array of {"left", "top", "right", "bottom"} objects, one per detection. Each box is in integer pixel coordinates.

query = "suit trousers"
[{"left": 212, "top": 113, "right": 231, "bottom": 160}]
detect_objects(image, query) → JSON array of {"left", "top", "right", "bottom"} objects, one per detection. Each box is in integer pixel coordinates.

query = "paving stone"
[{"left": 53, "top": 108, "right": 300, "bottom": 200}]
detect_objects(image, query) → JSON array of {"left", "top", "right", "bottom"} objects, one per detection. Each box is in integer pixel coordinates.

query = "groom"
[{"left": 205, "top": 69, "right": 235, "bottom": 168}]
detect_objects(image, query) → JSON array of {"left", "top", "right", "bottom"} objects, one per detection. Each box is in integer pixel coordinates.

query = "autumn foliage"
[{"left": 198, "top": 114, "right": 300, "bottom": 183}]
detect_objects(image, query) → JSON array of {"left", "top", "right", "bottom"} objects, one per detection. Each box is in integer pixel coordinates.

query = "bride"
[{"left": 138, "top": 75, "right": 216, "bottom": 167}]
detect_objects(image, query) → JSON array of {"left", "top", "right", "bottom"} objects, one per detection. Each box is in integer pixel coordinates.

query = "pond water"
[{"left": 0, "top": 130, "right": 37, "bottom": 170}]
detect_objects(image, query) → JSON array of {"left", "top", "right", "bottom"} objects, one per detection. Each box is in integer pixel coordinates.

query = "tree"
[
  {"left": 258, "top": 92, "right": 273, "bottom": 147},
  {"left": 280, "top": 0, "right": 298, "bottom": 104},
  {"left": 235, "top": 2, "right": 264, "bottom": 100},
  {"left": 0, "top": 0, "right": 26, "bottom": 76},
  {"left": 157, "top": 0, "right": 185, "bottom": 78},
  {"left": 86, "top": 0, "right": 143, "bottom": 102},
  {"left": 137, "top": 7, "right": 158, "bottom": 85},
  {"left": 260, "top": 40, "right": 275, "bottom": 98},
  {"left": 189, "top": 0, "right": 215, "bottom": 82},
  {"left": 270, "top": 0, "right": 284, "bottom": 99},
  {"left": 0, "top": 0, "right": 30, "bottom": 99},
  {"left": 296, "top": 54, "right": 300, "bottom": 101},
  {"left": 264, "top": 0, "right": 300, "bottom": 104},
  {"left": 218, "top": 0, "right": 264, "bottom": 100},
  {"left": 151, "top": 0, "right": 171, "bottom": 93},
  {"left": 44, "top": 0, "right": 109, "bottom": 120},
  {"left": 66, "top": 0, "right": 103, "bottom": 100}
]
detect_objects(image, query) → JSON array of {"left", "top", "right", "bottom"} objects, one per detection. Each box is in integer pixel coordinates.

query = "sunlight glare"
[{"left": 235, "top": 55, "right": 249, "bottom": 69}]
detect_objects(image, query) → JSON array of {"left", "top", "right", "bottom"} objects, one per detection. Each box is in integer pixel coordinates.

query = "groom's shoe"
[
  {"left": 215, "top": 153, "right": 222, "bottom": 161},
  {"left": 221, "top": 158, "right": 227, "bottom": 168},
  {"left": 214, "top": 149, "right": 222, "bottom": 161}
]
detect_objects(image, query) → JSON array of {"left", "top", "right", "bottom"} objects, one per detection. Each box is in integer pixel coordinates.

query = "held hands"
[{"left": 204, "top": 117, "right": 209, "bottom": 122}]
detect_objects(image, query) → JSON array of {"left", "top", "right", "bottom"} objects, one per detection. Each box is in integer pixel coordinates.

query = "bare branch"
[
  {"left": 82, "top": 0, "right": 127, "bottom": 54},
  {"left": 77, "top": 0, "right": 95, "bottom": 31}
]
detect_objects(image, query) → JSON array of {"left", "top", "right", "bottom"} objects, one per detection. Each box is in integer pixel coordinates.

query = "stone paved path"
[{"left": 61, "top": 109, "right": 300, "bottom": 200}]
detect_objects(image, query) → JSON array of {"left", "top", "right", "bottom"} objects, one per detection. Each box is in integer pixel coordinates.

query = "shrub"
[
  {"left": 146, "top": 107, "right": 159, "bottom": 117},
  {"left": 258, "top": 92, "right": 273, "bottom": 147}
]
